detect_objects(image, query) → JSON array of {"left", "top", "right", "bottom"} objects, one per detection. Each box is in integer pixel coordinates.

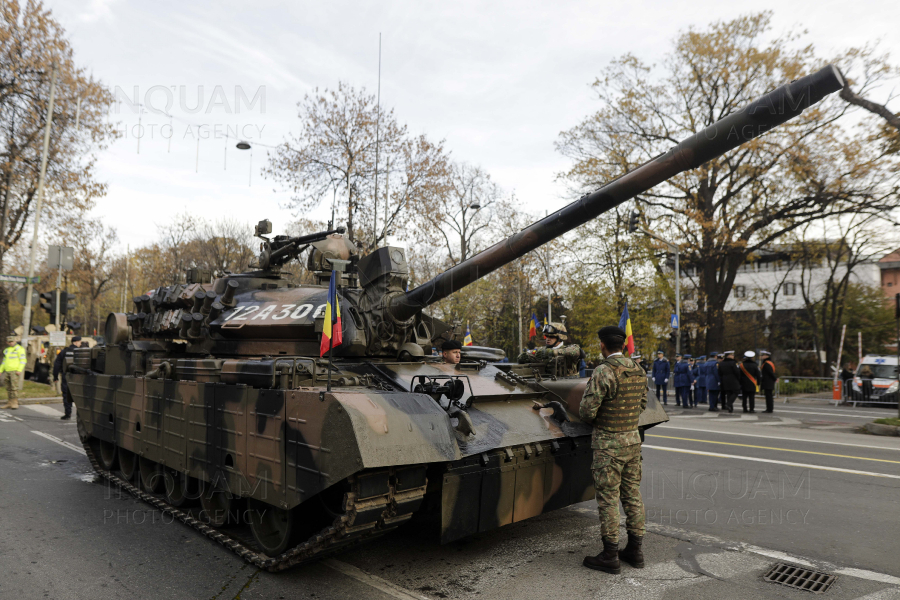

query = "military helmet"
[{"left": 542, "top": 321, "right": 567, "bottom": 341}]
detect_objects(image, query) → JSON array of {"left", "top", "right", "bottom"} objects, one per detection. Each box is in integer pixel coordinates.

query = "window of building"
[
  {"left": 734, "top": 285, "right": 746, "bottom": 298},
  {"left": 784, "top": 282, "right": 797, "bottom": 296}
]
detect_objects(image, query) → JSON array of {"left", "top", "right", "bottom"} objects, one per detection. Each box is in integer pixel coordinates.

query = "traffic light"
[
  {"left": 627, "top": 210, "right": 640, "bottom": 233},
  {"left": 37, "top": 291, "right": 75, "bottom": 325}
]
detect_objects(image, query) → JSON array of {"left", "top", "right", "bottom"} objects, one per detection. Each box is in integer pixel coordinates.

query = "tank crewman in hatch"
[
  {"left": 0, "top": 336, "right": 27, "bottom": 410},
  {"left": 516, "top": 320, "right": 584, "bottom": 376},
  {"left": 580, "top": 325, "right": 648, "bottom": 574},
  {"left": 441, "top": 339, "right": 462, "bottom": 365}
]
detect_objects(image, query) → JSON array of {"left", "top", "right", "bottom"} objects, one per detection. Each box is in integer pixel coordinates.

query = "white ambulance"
[{"left": 850, "top": 355, "right": 899, "bottom": 405}]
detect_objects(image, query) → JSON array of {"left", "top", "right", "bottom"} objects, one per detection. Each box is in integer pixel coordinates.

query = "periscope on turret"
[{"left": 66, "top": 64, "right": 845, "bottom": 569}]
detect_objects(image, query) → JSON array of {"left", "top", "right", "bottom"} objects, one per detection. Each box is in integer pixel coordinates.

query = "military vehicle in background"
[
  {"left": 68, "top": 65, "right": 845, "bottom": 571},
  {"left": 12, "top": 324, "right": 96, "bottom": 385}
]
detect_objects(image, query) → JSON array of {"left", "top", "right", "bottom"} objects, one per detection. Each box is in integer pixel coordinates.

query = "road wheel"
[
  {"left": 199, "top": 481, "right": 236, "bottom": 527},
  {"left": 139, "top": 457, "right": 164, "bottom": 493},
  {"left": 118, "top": 449, "right": 137, "bottom": 481},
  {"left": 97, "top": 440, "right": 118, "bottom": 471},
  {"left": 247, "top": 499, "right": 298, "bottom": 557},
  {"left": 164, "top": 469, "right": 197, "bottom": 507}
]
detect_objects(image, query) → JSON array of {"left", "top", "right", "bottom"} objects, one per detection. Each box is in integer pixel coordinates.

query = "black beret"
[
  {"left": 72, "top": 336, "right": 82, "bottom": 342},
  {"left": 441, "top": 339, "right": 462, "bottom": 351},
  {"left": 597, "top": 325, "right": 627, "bottom": 342}
]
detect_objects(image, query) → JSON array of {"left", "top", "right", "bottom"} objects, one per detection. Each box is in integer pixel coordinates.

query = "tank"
[{"left": 68, "top": 65, "right": 845, "bottom": 571}]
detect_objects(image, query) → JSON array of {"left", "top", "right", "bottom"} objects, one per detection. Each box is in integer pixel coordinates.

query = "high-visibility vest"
[{"left": 1, "top": 344, "right": 27, "bottom": 373}]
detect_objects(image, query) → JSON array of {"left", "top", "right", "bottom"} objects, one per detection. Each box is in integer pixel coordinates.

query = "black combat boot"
[
  {"left": 583, "top": 538, "right": 621, "bottom": 573},
  {"left": 618, "top": 532, "right": 645, "bottom": 568}
]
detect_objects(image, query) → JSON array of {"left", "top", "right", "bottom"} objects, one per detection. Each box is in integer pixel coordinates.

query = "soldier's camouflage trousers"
[
  {"left": 592, "top": 445, "right": 645, "bottom": 544},
  {"left": 2, "top": 372, "right": 18, "bottom": 408}
]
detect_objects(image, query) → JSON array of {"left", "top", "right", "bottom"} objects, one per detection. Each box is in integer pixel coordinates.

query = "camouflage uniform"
[
  {"left": 517, "top": 344, "right": 583, "bottom": 376},
  {"left": 579, "top": 355, "right": 647, "bottom": 544}
]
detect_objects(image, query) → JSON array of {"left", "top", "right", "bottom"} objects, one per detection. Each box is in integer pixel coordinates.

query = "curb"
[{"left": 865, "top": 422, "right": 900, "bottom": 437}]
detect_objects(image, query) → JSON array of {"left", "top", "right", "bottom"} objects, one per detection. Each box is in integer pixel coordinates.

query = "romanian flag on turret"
[
  {"left": 319, "top": 271, "right": 343, "bottom": 356},
  {"left": 618, "top": 302, "right": 635, "bottom": 356},
  {"left": 464, "top": 323, "right": 473, "bottom": 346},
  {"left": 528, "top": 313, "right": 538, "bottom": 338}
]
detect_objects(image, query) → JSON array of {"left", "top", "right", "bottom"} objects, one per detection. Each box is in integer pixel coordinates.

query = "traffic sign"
[
  {"left": 0, "top": 274, "right": 39, "bottom": 284},
  {"left": 670, "top": 314, "right": 679, "bottom": 329},
  {"left": 15, "top": 287, "right": 38, "bottom": 306},
  {"left": 48, "top": 245, "right": 75, "bottom": 271}
]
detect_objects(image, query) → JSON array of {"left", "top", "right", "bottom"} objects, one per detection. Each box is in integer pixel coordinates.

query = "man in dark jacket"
[
  {"left": 53, "top": 336, "right": 83, "bottom": 420},
  {"left": 760, "top": 350, "right": 777, "bottom": 413},
  {"left": 718, "top": 351, "right": 741, "bottom": 413},
  {"left": 739, "top": 351, "right": 761, "bottom": 413},
  {"left": 693, "top": 356, "right": 706, "bottom": 406},
  {"left": 673, "top": 353, "right": 689, "bottom": 407},
  {"left": 705, "top": 352, "right": 720, "bottom": 411},
  {"left": 651, "top": 351, "right": 670, "bottom": 405}
]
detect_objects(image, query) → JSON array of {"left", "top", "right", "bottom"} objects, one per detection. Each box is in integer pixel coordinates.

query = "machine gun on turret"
[{"left": 253, "top": 219, "right": 347, "bottom": 271}]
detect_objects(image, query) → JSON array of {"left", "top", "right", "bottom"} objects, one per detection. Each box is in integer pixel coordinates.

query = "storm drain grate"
[{"left": 764, "top": 563, "right": 836, "bottom": 593}]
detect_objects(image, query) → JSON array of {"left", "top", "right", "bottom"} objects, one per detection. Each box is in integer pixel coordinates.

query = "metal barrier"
[{"left": 775, "top": 377, "right": 836, "bottom": 403}]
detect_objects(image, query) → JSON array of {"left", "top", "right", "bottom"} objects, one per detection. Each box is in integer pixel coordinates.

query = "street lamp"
[
  {"left": 236, "top": 141, "right": 252, "bottom": 186},
  {"left": 635, "top": 228, "right": 681, "bottom": 354}
]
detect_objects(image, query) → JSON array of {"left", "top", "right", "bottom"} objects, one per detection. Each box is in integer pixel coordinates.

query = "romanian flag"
[
  {"left": 543, "top": 313, "right": 548, "bottom": 327},
  {"left": 464, "top": 323, "right": 473, "bottom": 346},
  {"left": 528, "top": 313, "right": 538, "bottom": 338},
  {"left": 618, "top": 302, "right": 635, "bottom": 356},
  {"left": 319, "top": 271, "right": 343, "bottom": 356}
]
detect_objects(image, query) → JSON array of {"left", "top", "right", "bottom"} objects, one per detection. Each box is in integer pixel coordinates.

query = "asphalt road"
[{"left": 1, "top": 400, "right": 898, "bottom": 600}]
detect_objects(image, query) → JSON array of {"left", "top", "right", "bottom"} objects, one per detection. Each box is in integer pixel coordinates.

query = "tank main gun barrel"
[{"left": 390, "top": 65, "right": 845, "bottom": 321}]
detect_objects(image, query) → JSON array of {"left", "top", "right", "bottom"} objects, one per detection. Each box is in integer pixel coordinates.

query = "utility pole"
[
  {"left": 20, "top": 62, "right": 58, "bottom": 390},
  {"left": 121, "top": 245, "right": 130, "bottom": 312},
  {"left": 516, "top": 261, "right": 523, "bottom": 354},
  {"left": 54, "top": 246, "right": 63, "bottom": 328},
  {"left": 637, "top": 228, "right": 680, "bottom": 354}
]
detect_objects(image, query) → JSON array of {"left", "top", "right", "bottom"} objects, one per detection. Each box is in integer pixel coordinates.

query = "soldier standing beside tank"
[
  {"left": 706, "top": 352, "right": 720, "bottom": 411},
  {"left": 0, "top": 337, "right": 26, "bottom": 410},
  {"left": 651, "top": 351, "right": 670, "bottom": 405},
  {"left": 53, "top": 336, "right": 83, "bottom": 420},
  {"left": 517, "top": 321, "right": 583, "bottom": 376},
  {"left": 580, "top": 325, "right": 647, "bottom": 574}
]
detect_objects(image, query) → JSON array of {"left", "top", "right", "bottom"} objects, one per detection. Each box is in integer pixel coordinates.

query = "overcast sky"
[{"left": 45, "top": 0, "right": 900, "bottom": 250}]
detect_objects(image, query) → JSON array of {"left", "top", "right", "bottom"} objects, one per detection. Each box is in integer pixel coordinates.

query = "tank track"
[{"left": 82, "top": 439, "right": 426, "bottom": 572}]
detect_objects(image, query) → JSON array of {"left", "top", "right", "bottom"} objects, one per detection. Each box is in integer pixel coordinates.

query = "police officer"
[
  {"left": 517, "top": 321, "right": 583, "bottom": 376},
  {"left": 53, "top": 336, "right": 83, "bottom": 420},
  {"left": 673, "top": 353, "right": 690, "bottom": 407},
  {"left": 694, "top": 356, "right": 707, "bottom": 406},
  {"left": 580, "top": 325, "right": 647, "bottom": 574},
  {"left": 706, "top": 352, "right": 720, "bottom": 411},
  {"left": 0, "top": 336, "right": 26, "bottom": 410},
  {"left": 651, "top": 351, "right": 670, "bottom": 405},
  {"left": 440, "top": 339, "right": 462, "bottom": 365}
]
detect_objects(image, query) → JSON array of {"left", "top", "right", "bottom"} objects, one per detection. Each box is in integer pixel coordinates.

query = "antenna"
[{"left": 373, "top": 33, "right": 382, "bottom": 250}]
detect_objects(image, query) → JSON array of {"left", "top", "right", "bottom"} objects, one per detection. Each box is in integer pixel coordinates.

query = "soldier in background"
[
  {"left": 651, "top": 351, "right": 670, "bottom": 405},
  {"left": 0, "top": 337, "right": 27, "bottom": 410},
  {"left": 440, "top": 339, "right": 462, "bottom": 365},
  {"left": 739, "top": 350, "right": 761, "bottom": 413},
  {"left": 719, "top": 350, "right": 742, "bottom": 413},
  {"left": 673, "top": 353, "right": 689, "bottom": 407},
  {"left": 760, "top": 350, "right": 777, "bottom": 413},
  {"left": 53, "top": 336, "right": 83, "bottom": 420},
  {"left": 517, "top": 321, "right": 583, "bottom": 376},
  {"left": 693, "top": 355, "right": 707, "bottom": 407},
  {"left": 706, "top": 352, "right": 721, "bottom": 411},
  {"left": 580, "top": 325, "right": 647, "bottom": 574}
]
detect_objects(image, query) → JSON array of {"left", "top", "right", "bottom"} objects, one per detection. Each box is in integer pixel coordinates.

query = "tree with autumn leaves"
[{"left": 556, "top": 12, "right": 899, "bottom": 354}]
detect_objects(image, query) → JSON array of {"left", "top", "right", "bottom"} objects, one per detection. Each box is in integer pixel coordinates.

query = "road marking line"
[
  {"left": 323, "top": 559, "right": 430, "bottom": 600},
  {"left": 31, "top": 431, "right": 86, "bottom": 456},
  {"left": 23, "top": 404, "right": 64, "bottom": 417},
  {"left": 776, "top": 409, "right": 892, "bottom": 418},
  {"left": 642, "top": 445, "right": 900, "bottom": 479},
  {"left": 657, "top": 425, "right": 900, "bottom": 451},
  {"left": 647, "top": 434, "right": 900, "bottom": 464},
  {"left": 0, "top": 410, "right": 24, "bottom": 422}
]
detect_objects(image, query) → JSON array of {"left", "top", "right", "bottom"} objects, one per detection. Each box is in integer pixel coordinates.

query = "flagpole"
[{"left": 327, "top": 333, "right": 334, "bottom": 392}]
